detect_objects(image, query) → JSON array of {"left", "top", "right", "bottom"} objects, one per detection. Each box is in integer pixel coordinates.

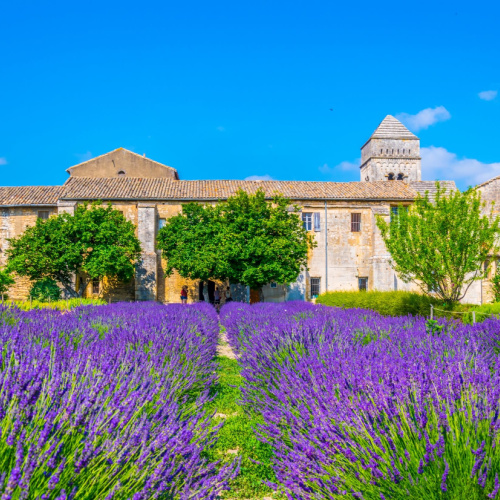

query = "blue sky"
[{"left": 1, "top": 0, "right": 499, "bottom": 190}]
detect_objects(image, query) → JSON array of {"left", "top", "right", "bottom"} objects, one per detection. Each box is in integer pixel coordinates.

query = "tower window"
[
  {"left": 117, "top": 170, "right": 126, "bottom": 177},
  {"left": 388, "top": 173, "right": 395, "bottom": 180},
  {"left": 397, "top": 173, "right": 404, "bottom": 180},
  {"left": 409, "top": 150, "right": 411, "bottom": 155},
  {"left": 380, "top": 149, "right": 383, "bottom": 154},
  {"left": 403, "top": 149, "right": 405, "bottom": 154},
  {"left": 397, "top": 149, "right": 399, "bottom": 154},
  {"left": 392, "top": 149, "right": 394, "bottom": 154},
  {"left": 386, "top": 149, "right": 389, "bottom": 154}
]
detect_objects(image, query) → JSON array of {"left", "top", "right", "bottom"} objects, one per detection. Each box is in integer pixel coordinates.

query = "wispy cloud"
[
  {"left": 216, "top": 126, "right": 225, "bottom": 132},
  {"left": 319, "top": 159, "right": 360, "bottom": 178},
  {"left": 421, "top": 146, "right": 500, "bottom": 186},
  {"left": 0, "top": 157, "right": 7, "bottom": 166},
  {"left": 478, "top": 90, "right": 497, "bottom": 101},
  {"left": 396, "top": 106, "right": 451, "bottom": 132},
  {"left": 244, "top": 174, "right": 274, "bottom": 181},
  {"left": 75, "top": 151, "right": 93, "bottom": 163}
]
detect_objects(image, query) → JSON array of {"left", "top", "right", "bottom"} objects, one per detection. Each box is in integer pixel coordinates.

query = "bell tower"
[{"left": 360, "top": 115, "right": 421, "bottom": 182}]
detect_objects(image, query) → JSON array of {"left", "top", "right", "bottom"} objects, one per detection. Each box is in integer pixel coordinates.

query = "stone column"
[
  {"left": 370, "top": 206, "right": 393, "bottom": 291},
  {"left": 135, "top": 203, "right": 157, "bottom": 301}
]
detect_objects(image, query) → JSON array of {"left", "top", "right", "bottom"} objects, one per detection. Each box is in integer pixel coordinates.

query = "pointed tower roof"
[{"left": 370, "top": 115, "right": 418, "bottom": 140}]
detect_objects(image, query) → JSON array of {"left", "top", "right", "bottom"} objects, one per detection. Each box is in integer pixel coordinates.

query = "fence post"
[
  {"left": 430, "top": 304, "right": 434, "bottom": 320},
  {"left": 472, "top": 311, "right": 476, "bottom": 325}
]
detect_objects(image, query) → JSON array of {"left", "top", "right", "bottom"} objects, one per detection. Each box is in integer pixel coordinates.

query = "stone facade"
[{"left": 0, "top": 116, "right": 496, "bottom": 305}]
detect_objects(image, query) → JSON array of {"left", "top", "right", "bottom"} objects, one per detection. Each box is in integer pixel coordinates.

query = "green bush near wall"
[
  {"left": 316, "top": 290, "right": 500, "bottom": 323},
  {"left": 316, "top": 291, "right": 446, "bottom": 317}
]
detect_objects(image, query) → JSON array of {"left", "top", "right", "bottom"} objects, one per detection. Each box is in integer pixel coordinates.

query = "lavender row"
[
  {"left": 0, "top": 302, "right": 237, "bottom": 499},
  {"left": 221, "top": 302, "right": 500, "bottom": 499}
]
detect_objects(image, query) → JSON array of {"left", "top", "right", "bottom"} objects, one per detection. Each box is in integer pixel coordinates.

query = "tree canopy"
[
  {"left": 7, "top": 203, "right": 142, "bottom": 297},
  {"left": 157, "top": 189, "right": 315, "bottom": 291},
  {"left": 376, "top": 183, "right": 499, "bottom": 304}
]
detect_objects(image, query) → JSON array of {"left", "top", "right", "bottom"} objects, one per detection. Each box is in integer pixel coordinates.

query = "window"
[
  {"left": 92, "top": 279, "right": 100, "bottom": 295},
  {"left": 117, "top": 170, "right": 126, "bottom": 177},
  {"left": 409, "top": 149, "right": 411, "bottom": 155},
  {"left": 386, "top": 149, "right": 389, "bottom": 154},
  {"left": 270, "top": 282, "right": 277, "bottom": 288},
  {"left": 158, "top": 218, "right": 166, "bottom": 231},
  {"left": 314, "top": 212, "right": 321, "bottom": 231},
  {"left": 397, "top": 173, "right": 404, "bottom": 180},
  {"left": 380, "top": 149, "right": 383, "bottom": 154},
  {"left": 387, "top": 173, "right": 395, "bottom": 180},
  {"left": 310, "top": 277, "right": 321, "bottom": 297},
  {"left": 391, "top": 206, "right": 399, "bottom": 221},
  {"left": 351, "top": 213, "right": 361, "bottom": 232},
  {"left": 403, "top": 149, "right": 405, "bottom": 154},
  {"left": 38, "top": 210, "right": 49, "bottom": 220},
  {"left": 302, "top": 212, "right": 312, "bottom": 231},
  {"left": 358, "top": 277, "right": 368, "bottom": 291}
]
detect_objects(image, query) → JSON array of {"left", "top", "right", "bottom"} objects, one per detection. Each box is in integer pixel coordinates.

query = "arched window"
[
  {"left": 397, "top": 173, "right": 404, "bottom": 180},
  {"left": 117, "top": 170, "right": 126, "bottom": 177},
  {"left": 388, "top": 173, "right": 395, "bottom": 180}
]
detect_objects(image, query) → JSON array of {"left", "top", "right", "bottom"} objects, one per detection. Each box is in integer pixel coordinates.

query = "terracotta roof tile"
[
  {"left": 0, "top": 186, "right": 65, "bottom": 206},
  {"left": 60, "top": 177, "right": 417, "bottom": 201}
]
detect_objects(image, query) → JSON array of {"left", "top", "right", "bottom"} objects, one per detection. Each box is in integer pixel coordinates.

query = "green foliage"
[
  {"left": 205, "top": 356, "right": 278, "bottom": 499},
  {"left": 29, "top": 278, "right": 61, "bottom": 301},
  {"left": 0, "top": 268, "right": 14, "bottom": 296},
  {"left": 316, "top": 290, "right": 442, "bottom": 317},
  {"left": 461, "top": 302, "right": 500, "bottom": 324},
  {"left": 491, "top": 267, "right": 500, "bottom": 302},
  {"left": 157, "top": 189, "right": 315, "bottom": 290},
  {"left": 7, "top": 298, "right": 106, "bottom": 311},
  {"left": 376, "top": 183, "right": 500, "bottom": 305},
  {"left": 7, "top": 203, "right": 141, "bottom": 297}
]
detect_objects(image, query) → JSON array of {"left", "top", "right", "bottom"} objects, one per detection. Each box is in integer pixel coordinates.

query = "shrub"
[
  {"left": 0, "top": 268, "right": 14, "bottom": 297},
  {"left": 29, "top": 277, "right": 62, "bottom": 301},
  {"left": 316, "top": 290, "right": 442, "bottom": 317}
]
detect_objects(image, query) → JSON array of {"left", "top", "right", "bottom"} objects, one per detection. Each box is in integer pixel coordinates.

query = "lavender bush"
[
  {"left": 0, "top": 302, "right": 237, "bottom": 499},
  {"left": 221, "top": 302, "right": 500, "bottom": 499}
]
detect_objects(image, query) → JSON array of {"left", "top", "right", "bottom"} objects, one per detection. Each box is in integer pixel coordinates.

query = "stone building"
[{"left": 0, "top": 116, "right": 494, "bottom": 304}]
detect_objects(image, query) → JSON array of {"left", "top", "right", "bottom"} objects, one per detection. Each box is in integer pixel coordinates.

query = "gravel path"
[{"left": 217, "top": 329, "right": 236, "bottom": 359}]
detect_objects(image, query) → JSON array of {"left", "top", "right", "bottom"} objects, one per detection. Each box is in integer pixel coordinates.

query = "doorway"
[{"left": 199, "top": 280, "right": 216, "bottom": 303}]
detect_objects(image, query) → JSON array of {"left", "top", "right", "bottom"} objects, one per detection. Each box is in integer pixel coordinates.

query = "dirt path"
[{"left": 217, "top": 329, "right": 237, "bottom": 359}]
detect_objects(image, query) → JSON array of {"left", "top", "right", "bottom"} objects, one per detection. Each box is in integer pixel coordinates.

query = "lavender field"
[
  {"left": 221, "top": 302, "right": 500, "bottom": 500},
  {"left": 2, "top": 300, "right": 500, "bottom": 499},
  {"left": 0, "top": 303, "right": 237, "bottom": 499}
]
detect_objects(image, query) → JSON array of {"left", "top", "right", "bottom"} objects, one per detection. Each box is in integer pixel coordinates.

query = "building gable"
[{"left": 66, "top": 148, "right": 179, "bottom": 180}]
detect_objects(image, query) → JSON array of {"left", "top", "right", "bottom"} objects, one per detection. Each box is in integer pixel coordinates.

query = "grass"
[{"left": 206, "top": 355, "right": 278, "bottom": 500}]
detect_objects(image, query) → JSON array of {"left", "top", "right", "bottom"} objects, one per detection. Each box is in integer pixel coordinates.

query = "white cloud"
[
  {"left": 216, "top": 126, "right": 225, "bottom": 132},
  {"left": 244, "top": 174, "right": 274, "bottom": 181},
  {"left": 319, "top": 159, "right": 360, "bottom": 177},
  {"left": 396, "top": 106, "right": 451, "bottom": 132},
  {"left": 479, "top": 90, "right": 497, "bottom": 101},
  {"left": 421, "top": 146, "right": 500, "bottom": 186},
  {"left": 0, "top": 157, "right": 7, "bottom": 166},
  {"left": 75, "top": 151, "right": 93, "bottom": 163}
]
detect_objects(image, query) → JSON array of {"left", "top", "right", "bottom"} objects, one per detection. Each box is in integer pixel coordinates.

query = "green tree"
[
  {"left": 376, "top": 183, "right": 499, "bottom": 305},
  {"left": 0, "top": 268, "right": 14, "bottom": 297},
  {"left": 7, "top": 203, "right": 142, "bottom": 297},
  {"left": 157, "top": 189, "right": 315, "bottom": 298}
]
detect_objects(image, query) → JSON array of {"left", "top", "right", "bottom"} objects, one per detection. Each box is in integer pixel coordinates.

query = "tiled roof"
[
  {"left": 60, "top": 177, "right": 417, "bottom": 201},
  {"left": 409, "top": 181, "right": 457, "bottom": 199},
  {"left": 0, "top": 186, "right": 65, "bottom": 206},
  {"left": 370, "top": 115, "right": 418, "bottom": 140}
]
